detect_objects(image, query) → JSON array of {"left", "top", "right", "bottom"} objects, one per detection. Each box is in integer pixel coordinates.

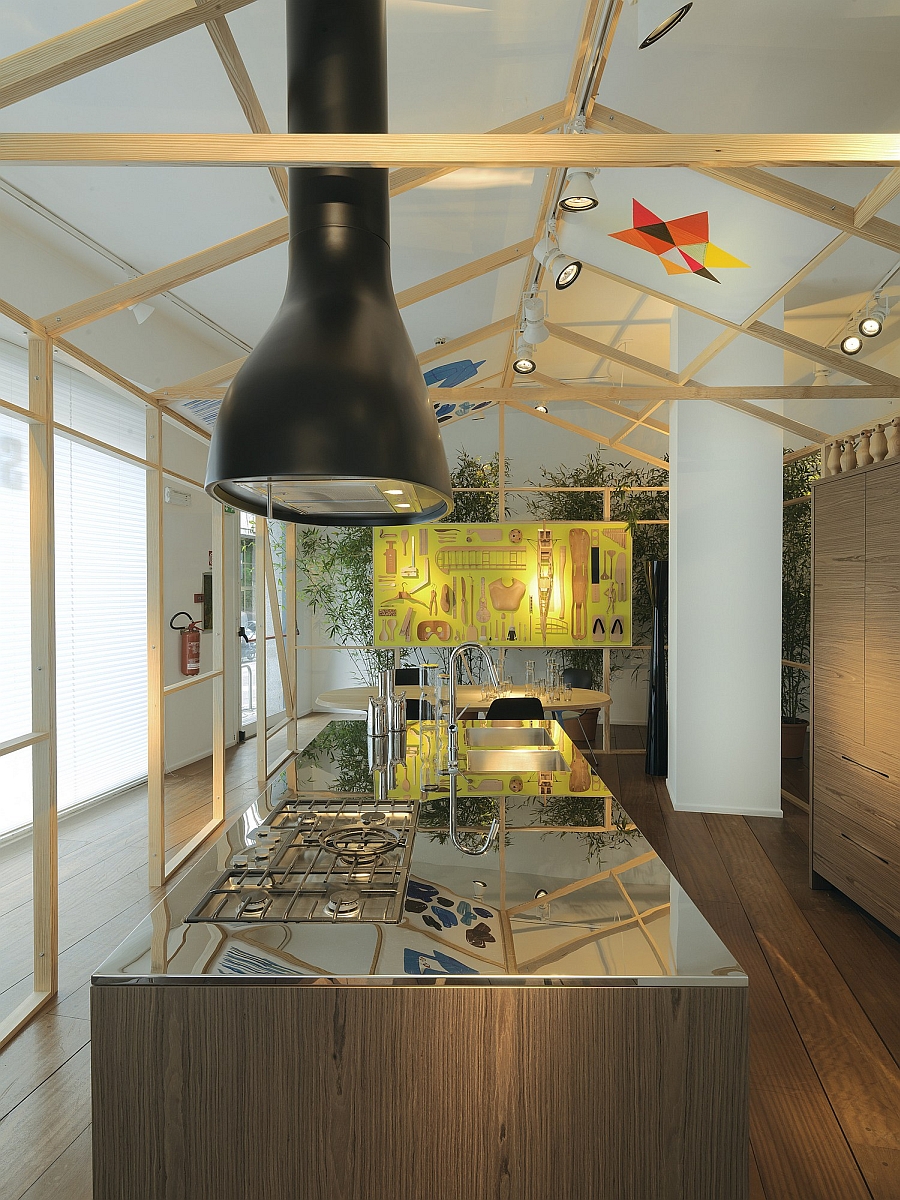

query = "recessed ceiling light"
[
  {"left": 534, "top": 404, "right": 549, "bottom": 413},
  {"left": 533, "top": 236, "right": 582, "bottom": 290},
  {"left": 639, "top": 3, "right": 693, "bottom": 49},
  {"left": 513, "top": 337, "right": 537, "bottom": 375},
  {"left": 384, "top": 489, "right": 404, "bottom": 495},
  {"left": 396, "top": 502, "right": 412, "bottom": 509},
  {"left": 841, "top": 334, "right": 863, "bottom": 355}
]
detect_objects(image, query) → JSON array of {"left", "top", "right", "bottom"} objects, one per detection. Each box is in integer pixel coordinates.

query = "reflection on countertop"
[{"left": 92, "top": 721, "right": 745, "bottom": 988}]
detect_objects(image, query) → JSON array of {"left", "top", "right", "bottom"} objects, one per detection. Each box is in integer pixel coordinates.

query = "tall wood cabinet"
[{"left": 812, "top": 457, "right": 900, "bottom": 936}]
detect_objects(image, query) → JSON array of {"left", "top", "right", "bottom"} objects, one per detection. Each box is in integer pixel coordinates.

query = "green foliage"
[
  {"left": 297, "top": 524, "right": 391, "bottom": 684},
  {"left": 296, "top": 719, "right": 373, "bottom": 793},
  {"left": 782, "top": 453, "right": 818, "bottom": 720},
  {"left": 443, "top": 449, "right": 508, "bottom": 522},
  {"left": 524, "top": 451, "right": 669, "bottom": 681}
]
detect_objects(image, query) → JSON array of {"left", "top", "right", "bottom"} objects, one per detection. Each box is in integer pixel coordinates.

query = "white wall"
[{"left": 667, "top": 308, "right": 783, "bottom": 817}]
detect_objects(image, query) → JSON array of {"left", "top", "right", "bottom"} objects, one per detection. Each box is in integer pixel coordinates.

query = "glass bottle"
[{"left": 525, "top": 661, "right": 536, "bottom": 697}]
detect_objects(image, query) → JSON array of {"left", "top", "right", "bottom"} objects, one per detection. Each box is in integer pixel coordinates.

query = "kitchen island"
[{"left": 91, "top": 720, "right": 748, "bottom": 1200}]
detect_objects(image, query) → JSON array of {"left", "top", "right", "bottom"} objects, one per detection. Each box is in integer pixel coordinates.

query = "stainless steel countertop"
[{"left": 92, "top": 721, "right": 746, "bottom": 988}]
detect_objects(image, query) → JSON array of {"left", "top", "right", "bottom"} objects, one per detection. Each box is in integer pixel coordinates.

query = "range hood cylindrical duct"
[{"left": 204, "top": 0, "right": 453, "bottom": 525}]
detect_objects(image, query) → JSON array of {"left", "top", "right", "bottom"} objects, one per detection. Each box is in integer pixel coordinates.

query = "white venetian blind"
[
  {"left": 54, "top": 380, "right": 148, "bottom": 811},
  {"left": 0, "top": 405, "right": 33, "bottom": 835}
]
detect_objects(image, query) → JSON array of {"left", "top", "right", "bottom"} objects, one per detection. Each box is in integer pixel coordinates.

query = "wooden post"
[
  {"left": 28, "top": 334, "right": 57, "bottom": 996},
  {"left": 146, "top": 407, "right": 165, "bottom": 887},
  {"left": 255, "top": 516, "right": 268, "bottom": 787}
]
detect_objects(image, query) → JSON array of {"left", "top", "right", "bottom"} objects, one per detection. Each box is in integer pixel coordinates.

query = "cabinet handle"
[
  {"left": 839, "top": 831, "right": 890, "bottom": 867},
  {"left": 841, "top": 754, "right": 889, "bottom": 780}
]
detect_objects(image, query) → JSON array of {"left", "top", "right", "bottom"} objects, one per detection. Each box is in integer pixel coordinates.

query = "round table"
[{"left": 314, "top": 684, "right": 611, "bottom": 716}]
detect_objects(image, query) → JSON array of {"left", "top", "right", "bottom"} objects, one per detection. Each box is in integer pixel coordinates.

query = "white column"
[{"left": 668, "top": 307, "right": 783, "bottom": 817}]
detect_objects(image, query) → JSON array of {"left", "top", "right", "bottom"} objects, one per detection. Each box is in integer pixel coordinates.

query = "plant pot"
[
  {"left": 781, "top": 718, "right": 808, "bottom": 760},
  {"left": 563, "top": 709, "right": 599, "bottom": 748}
]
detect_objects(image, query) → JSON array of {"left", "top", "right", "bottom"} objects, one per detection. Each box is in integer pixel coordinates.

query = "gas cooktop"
[{"left": 186, "top": 793, "right": 417, "bottom": 924}]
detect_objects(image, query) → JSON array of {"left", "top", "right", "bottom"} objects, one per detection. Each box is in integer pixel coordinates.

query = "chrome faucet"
[{"left": 445, "top": 642, "right": 499, "bottom": 855}]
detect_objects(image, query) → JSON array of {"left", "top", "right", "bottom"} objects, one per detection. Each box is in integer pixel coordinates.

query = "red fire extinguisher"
[{"left": 170, "top": 611, "right": 201, "bottom": 676}]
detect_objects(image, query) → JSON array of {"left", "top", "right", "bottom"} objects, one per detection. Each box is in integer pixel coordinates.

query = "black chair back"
[
  {"left": 485, "top": 697, "right": 546, "bottom": 721},
  {"left": 562, "top": 667, "right": 592, "bottom": 690},
  {"left": 394, "top": 668, "right": 421, "bottom": 719}
]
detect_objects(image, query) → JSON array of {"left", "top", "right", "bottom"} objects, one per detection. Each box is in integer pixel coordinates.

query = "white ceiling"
[{"left": 1, "top": 0, "right": 899, "bottom": 454}]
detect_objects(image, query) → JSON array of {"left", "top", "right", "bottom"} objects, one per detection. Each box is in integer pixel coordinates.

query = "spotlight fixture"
[
  {"left": 840, "top": 333, "right": 863, "bottom": 356},
  {"left": 128, "top": 302, "right": 155, "bottom": 325},
  {"left": 523, "top": 296, "right": 550, "bottom": 344},
  {"left": 860, "top": 297, "right": 888, "bottom": 338},
  {"left": 558, "top": 171, "right": 598, "bottom": 213},
  {"left": 534, "top": 404, "right": 549, "bottom": 414},
  {"left": 533, "top": 235, "right": 582, "bottom": 289},
  {"left": 513, "top": 338, "right": 537, "bottom": 375},
  {"left": 639, "top": 2, "right": 693, "bottom": 49}
]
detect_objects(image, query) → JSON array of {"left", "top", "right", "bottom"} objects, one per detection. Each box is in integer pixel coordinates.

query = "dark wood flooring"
[{"left": 1, "top": 720, "right": 899, "bottom": 1199}]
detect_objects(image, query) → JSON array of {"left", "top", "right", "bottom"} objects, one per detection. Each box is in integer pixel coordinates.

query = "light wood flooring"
[{"left": 2, "top": 720, "right": 900, "bottom": 1199}]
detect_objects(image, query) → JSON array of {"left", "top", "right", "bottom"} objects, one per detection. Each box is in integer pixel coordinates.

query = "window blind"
[{"left": 0, "top": 407, "right": 33, "bottom": 834}]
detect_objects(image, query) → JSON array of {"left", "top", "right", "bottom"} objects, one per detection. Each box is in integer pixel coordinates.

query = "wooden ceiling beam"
[
  {"left": 394, "top": 240, "right": 532, "bottom": 309},
  {"left": 8, "top": 132, "right": 900, "bottom": 167},
  {"left": 746, "top": 320, "right": 900, "bottom": 388},
  {"left": 0, "top": 0, "right": 257, "bottom": 110},
  {"left": 152, "top": 356, "right": 246, "bottom": 400},
  {"left": 589, "top": 106, "right": 900, "bottom": 255},
  {"left": 425, "top": 385, "right": 898, "bottom": 402}
]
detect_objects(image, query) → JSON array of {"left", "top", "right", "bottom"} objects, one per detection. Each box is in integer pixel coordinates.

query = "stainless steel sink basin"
[
  {"left": 464, "top": 727, "right": 554, "bottom": 748},
  {"left": 464, "top": 748, "right": 568, "bottom": 773}
]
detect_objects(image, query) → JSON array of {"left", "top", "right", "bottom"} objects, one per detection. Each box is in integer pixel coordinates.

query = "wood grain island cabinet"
[
  {"left": 91, "top": 721, "right": 748, "bottom": 1200},
  {"left": 812, "top": 457, "right": 900, "bottom": 934}
]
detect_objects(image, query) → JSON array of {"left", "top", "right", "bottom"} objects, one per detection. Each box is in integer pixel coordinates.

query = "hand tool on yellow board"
[
  {"left": 383, "top": 586, "right": 428, "bottom": 608},
  {"left": 537, "top": 528, "right": 554, "bottom": 645},
  {"left": 440, "top": 584, "right": 451, "bottom": 613},
  {"left": 569, "top": 527, "right": 589, "bottom": 641},
  {"left": 558, "top": 546, "right": 566, "bottom": 618},
  {"left": 460, "top": 577, "right": 467, "bottom": 625},
  {"left": 400, "top": 529, "right": 409, "bottom": 559},
  {"left": 384, "top": 540, "right": 397, "bottom": 574},
  {"left": 400, "top": 607, "right": 414, "bottom": 640},
  {"left": 591, "top": 529, "right": 601, "bottom": 602},
  {"left": 419, "top": 527, "right": 428, "bottom": 556},
  {"left": 401, "top": 538, "right": 418, "bottom": 578},
  {"left": 614, "top": 552, "right": 628, "bottom": 602},
  {"left": 452, "top": 577, "right": 458, "bottom": 619},
  {"left": 435, "top": 548, "right": 526, "bottom": 574},
  {"left": 466, "top": 575, "right": 478, "bottom": 641},
  {"left": 476, "top": 577, "right": 490, "bottom": 624},
  {"left": 605, "top": 526, "right": 627, "bottom": 549},
  {"left": 429, "top": 587, "right": 438, "bottom": 616}
]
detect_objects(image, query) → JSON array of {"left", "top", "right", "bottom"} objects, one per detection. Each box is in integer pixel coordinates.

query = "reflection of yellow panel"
[{"left": 373, "top": 522, "right": 632, "bottom": 649}]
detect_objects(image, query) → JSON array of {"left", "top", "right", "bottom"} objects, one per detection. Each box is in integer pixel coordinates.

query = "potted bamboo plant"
[{"left": 781, "top": 455, "right": 817, "bottom": 758}]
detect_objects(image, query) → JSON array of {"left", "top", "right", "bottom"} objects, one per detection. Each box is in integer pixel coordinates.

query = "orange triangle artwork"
[{"left": 610, "top": 200, "right": 749, "bottom": 283}]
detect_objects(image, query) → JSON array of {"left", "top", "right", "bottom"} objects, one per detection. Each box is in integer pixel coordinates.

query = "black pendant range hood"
[{"left": 205, "top": 0, "right": 453, "bottom": 525}]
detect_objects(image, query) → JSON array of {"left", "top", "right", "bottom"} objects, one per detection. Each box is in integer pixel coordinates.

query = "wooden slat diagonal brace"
[
  {"left": 855, "top": 167, "right": 900, "bottom": 228},
  {"left": 507, "top": 400, "right": 669, "bottom": 471},
  {"left": 544, "top": 320, "right": 685, "bottom": 386},
  {"left": 200, "top": 10, "right": 289, "bottom": 208},
  {"left": 529, "top": 369, "right": 670, "bottom": 435},
  {"left": 0, "top": 0, "right": 258, "bottom": 110},
  {"left": 747, "top": 321, "right": 900, "bottom": 389},
  {"left": 417, "top": 316, "right": 516, "bottom": 367}
]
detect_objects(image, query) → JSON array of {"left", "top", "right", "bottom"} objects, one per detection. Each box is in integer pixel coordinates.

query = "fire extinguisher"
[{"left": 170, "top": 611, "right": 201, "bottom": 676}]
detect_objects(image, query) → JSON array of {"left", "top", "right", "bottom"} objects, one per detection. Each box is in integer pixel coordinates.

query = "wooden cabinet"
[{"left": 812, "top": 459, "right": 900, "bottom": 935}]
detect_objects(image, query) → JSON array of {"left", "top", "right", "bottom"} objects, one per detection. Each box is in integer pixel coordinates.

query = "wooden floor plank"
[
  {"left": 0, "top": 1042, "right": 91, "bottom": 1199},
  {"left": 706, "top": 814, "right": 900, "bottom": 1198},
  {"left": 749, "top": 1143, "right": 767, "bottom": 1200},
  {"left": 748, "top": 815, "right": 900, "bottom": 1070},
  {"left": 0, "top": 1011, "right": 89, "bottom": 1122},
  {"left": 18, "top": 1126, "right": 92, "bottom": 1200}
]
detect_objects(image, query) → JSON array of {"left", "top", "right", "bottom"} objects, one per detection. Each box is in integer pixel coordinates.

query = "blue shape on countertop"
[
  {"left": 431, "top": 905, "right": 458, "bottom": 929},
  {"left": 423, "top": 359, "right": 485, "bottom": 389},
  {"left": 473, "top": 907, "right": 493, "bottom": 919},
  {"left": 435, "top": 896, "right": 454, "bottom": 908},
  {"left": 456, "top": 901, "right": 477, "bottom": 926},
  {"left": 404, "top": 948, "right": 479, "bottom": 976},
  {"left": 422, "top": 914, "right": 442, "bottom": 931},
  {"left": 407, "top": 880, "right": 439, "bottom": 903}
]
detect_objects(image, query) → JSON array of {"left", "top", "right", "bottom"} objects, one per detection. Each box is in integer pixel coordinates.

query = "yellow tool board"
[{"left": 373, "top": 522, "right": 632, "bottom": 649}]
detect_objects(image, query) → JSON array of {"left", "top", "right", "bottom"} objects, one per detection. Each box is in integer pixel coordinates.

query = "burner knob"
[{"left": 232, "top": 853, "right": 249, "bottom": 869}]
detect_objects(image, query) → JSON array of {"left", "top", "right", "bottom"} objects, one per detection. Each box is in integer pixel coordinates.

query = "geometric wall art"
[{"left": 610, "top": 200, "right": 749, "bottom": 283}]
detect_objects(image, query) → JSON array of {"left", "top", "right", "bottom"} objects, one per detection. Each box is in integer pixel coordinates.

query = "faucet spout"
[{"left": 444, "top": 642, "right": 500, "bottom": 855}]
